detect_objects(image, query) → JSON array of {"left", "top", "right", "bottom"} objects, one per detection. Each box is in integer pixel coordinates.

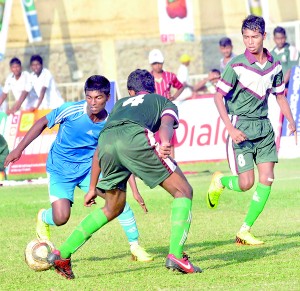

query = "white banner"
[
  {"left": 157, "top": 0, "right": 194, "bottom": 43},
  {"left": 174, "top": 95, "right": 296, "bottom": 163},
  {"left": 0, "top": 0, "right": 13, "bottom": 60},
  {"left": 174, "top": 96, "right": 227, "bottom": 162}
]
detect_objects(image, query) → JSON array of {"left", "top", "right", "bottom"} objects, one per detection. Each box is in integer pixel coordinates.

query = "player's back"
[{"left": 105, "top": 93, "right": 178, "bottom": 133}]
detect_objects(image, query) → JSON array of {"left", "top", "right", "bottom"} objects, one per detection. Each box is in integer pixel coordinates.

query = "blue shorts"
[{"left": 47, "top": 159, "right": 91, "bottom": 204}]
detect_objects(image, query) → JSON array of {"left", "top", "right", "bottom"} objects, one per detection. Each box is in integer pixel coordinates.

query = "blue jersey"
[{"left": 46, "top": 100, "right": 107, "bottom": 176}]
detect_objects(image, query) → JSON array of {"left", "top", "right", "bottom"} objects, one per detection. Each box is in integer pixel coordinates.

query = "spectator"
[
  {"left": 176, "top": 53, "right": 193, "bottom": 100},
  {"left": 193, "top": 69, "right": 221, "bottom": 94},
  {"left": 219, "top": 37, "right": 236, "bottom": 72},
  {"left": 28, "top": 55, "right": 64, "bottom": 110},
  {"left": 149, "top": 49, "right": 184, "bottom": 158},
  {"left": 0, "top": 57, "right": 37, "bottom": 114},
  {"left": 271, "top": 26, "right": 300, "bottom": 88}
]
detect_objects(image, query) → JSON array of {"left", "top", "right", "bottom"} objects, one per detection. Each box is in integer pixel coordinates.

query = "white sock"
[
  {"left": 129, "top": 241, "right": 139, "bottom": 251},
  {"left": 239, "top": 223, "right": 250, "bottom": 233}
]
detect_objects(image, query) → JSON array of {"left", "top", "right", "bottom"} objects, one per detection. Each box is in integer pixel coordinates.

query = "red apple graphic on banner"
[{"left": 166, "top": 0, "right": 187, "bottom": 19}]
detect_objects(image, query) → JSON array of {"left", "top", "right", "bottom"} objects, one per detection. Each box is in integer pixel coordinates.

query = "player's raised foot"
[
  {"left": 130, "top": 244, "right": 154, "bottom": 262},
  {"left": 206, "top": 171, "right": 224, "bottom": 209},
  {"left": 47, "top": 250, "right": 75, "bottom": 280},
  {"left": 165, "top": 253, "right": 202, "bottom": 274},
  {"left": 236, "top": 231, "right": 264, "bottom": 246},
  {"left": 36, "top": 209, "right": 50, "bottom": 240}
]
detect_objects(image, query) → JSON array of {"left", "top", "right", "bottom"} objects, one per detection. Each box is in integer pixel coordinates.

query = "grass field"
[{"left": 0, "top": 159, "right": 299, "bottom": 290}]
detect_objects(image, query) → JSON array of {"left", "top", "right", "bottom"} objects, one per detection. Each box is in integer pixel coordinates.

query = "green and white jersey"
[
  {"left": 217, "top": 48, "right": 285, "bottom": 118},
  {"left": 102, "top": 93, "right": 179, "bottom": 133},
  {"left": 271, "top": 43, "right": 300, "bottom": 76}
]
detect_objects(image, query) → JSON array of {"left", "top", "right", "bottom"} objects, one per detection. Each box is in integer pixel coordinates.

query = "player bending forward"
[
  {"left": 47, "top": 69, "right": 202, "bottom": 279},
  {"left": 4, "top": 75, "right": 152, "bottom": 262}
]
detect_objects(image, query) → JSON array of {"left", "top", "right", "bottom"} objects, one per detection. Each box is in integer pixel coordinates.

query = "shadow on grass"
[
  {"left": 202, "top": 241, "right": 300, "bottom": 270},
  {"left": 73, "top": 232, "right": 300, "bottom": 275}
]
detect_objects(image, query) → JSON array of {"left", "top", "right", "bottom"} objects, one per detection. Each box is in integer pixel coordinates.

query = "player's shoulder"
[
  {"left": 58, "top": 100, "right": 86, "bottom": 113},
  {"left": 229, "top": 53, "right": 246, "bottom": 65},
  {"left": 5, "top": 72, "right": 14, "bottom": 81}
]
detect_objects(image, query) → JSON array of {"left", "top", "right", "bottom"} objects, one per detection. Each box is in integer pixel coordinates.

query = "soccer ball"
[{"left": 24, "top": 239, "right": 55, "bottom": 271}]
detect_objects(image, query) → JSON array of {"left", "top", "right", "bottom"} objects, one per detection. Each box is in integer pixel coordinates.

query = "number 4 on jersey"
[{"left": 122, "top": 95, "right": 145, "bottom": 107}]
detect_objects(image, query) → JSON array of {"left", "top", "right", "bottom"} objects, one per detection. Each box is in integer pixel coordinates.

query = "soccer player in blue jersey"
[
  {"left": 4, "top": 75, "right": 153, "bottom": 262},
  {"left": 47, "top": 69, "right": 202, "bottom": 279},
  {"left": 206, "top": 15, "right": 296, "bottom": 245}
]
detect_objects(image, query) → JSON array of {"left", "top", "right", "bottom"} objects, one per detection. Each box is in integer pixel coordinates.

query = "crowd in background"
[{"left": 1, "top": 26, "right": 299, "bottom": 117}]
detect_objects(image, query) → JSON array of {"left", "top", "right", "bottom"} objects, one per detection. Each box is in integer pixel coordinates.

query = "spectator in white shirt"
[
  {"left": 0, "top": 57, "right": 36, "bottom": 114},
  {"left": 28, "top": 55, "right": 64, "bottom": 110}
]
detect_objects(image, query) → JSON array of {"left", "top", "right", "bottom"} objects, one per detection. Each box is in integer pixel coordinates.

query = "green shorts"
[
  {"left": 227, "top": 117, "right": 278, "bottom": 174},
  {"left": 97, "top": 123, "right": 177, "bottom": 191}
]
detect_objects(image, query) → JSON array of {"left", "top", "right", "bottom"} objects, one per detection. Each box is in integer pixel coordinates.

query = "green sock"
[
  {"left": 244, "top": 183, "right": 271, "bottom": 227},
  {"left": 169, "top": 197, "right": 192, "bottom": 258},
  {"left": 59, "top": 208, "right": 108, "bottom": 258},
  {"left": 221, "top": 176, "right": 243, "bottom": 192}
]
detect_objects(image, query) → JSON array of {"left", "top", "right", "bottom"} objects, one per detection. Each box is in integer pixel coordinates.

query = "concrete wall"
[{"left": 1, "top": 0, "right": 300, "bottom": 93}]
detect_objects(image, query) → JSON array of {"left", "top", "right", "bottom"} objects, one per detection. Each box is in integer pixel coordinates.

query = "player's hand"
[
  {"left": 288, "top": 122, "right": 296, "bottom": 135},
  {"left": 84, "top": 189, "right": 97, "bottom": 207},
  {"left": 28, "top": 107, "right": 37, "bottom": 112},
  {"left": 132, "top": 191, "right": 148, "bottom": 213},
  {"left": 4, "top": 149, "right": 22, "bottom": 167},
  {"left": 229, "top": 128, "right": 247, "bottom": 144},
  {"left": 158, "top": 142, "right": 172, "bottom": 159},
  {"left": 288, "top": 121, "right": 297, "bottom": 145}
]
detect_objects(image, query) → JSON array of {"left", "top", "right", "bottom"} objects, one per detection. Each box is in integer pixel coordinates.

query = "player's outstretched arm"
[
  {"left": 4, "top": 116, "right": 48, "bottom": 167},
  {"left": 128, "top": 174, "right": 148, "bottom": 213}
]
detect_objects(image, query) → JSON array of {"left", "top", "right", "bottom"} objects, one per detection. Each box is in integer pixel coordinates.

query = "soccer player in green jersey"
[
  {"left": 206, "top": 15, "right": 296, "bottom": 245},
  {"left": 47, "top": 69, "right": 202, "bottom": 279},
  {"left": 271, "top": 26, "right": 300, "bottom": 88}
]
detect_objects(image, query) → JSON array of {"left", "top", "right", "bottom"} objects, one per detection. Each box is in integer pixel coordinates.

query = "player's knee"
[
  {"left": 103, "top": 205, "right": 124, "bottom": 221},
  {"left": 176, "top": 183, "right": 193, "bottom": 199},
  {"left": 53, "top": 213, "right": 69, "bottom": 226},
  {"left": 239, "top": 179, "right": 254, "bottom": 191}
]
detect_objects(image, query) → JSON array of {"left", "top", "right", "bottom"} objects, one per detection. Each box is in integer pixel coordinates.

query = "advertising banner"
[
  {"left": 20, "top": 0, "right": 42, "bottom": 42},
  {"left": 174, "top": 96, "right": 227, "bottom": 162},
  {"left": 2, "top": 92, "right": 297, "bottom": 175},
  {"left": 0, "top": 0, "right": 13, "bottom": 60},
  {"left": 7, "top": 110, "right": 58, "bottom": 175},
  {"left": 279, "top": 66, "right": 300, "bottom": 158},
  {"left": 174, "top": 94, "right": 286, "bottom": 162},
  {"left": 157, "top": 0, "right": 194, "bottom": 43},
  {"left": 0, "top": 111, "right": 7, "bottom": 136}
]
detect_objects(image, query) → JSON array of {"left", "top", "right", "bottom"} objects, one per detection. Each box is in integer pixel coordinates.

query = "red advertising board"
[{"left": 7, "top": 110, "right": 58, "bottom": 175}]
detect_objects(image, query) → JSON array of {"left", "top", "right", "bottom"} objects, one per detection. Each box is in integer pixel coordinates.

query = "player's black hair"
[
  {"left": 219, "top": 37, "right": 232, "bottom": 47},
  {"left": 84, "top": 75, "right": 110, "bottom": 95},
  {"left": 127, "top": 69, "right": 155, "bottom": 94},
  {"left": 211, "top": 68, "right": 221, "bottom": 75},
  {"left": 273, "top": 26, "right": 286, "bottom": 36},
  {"left": 9, "top": 57, "right": 21, "bottom": 66},
  {"left": 241, "top": 15, "right": 265, "bottom": 35},
  {"left": 30, "top": 54, "right": 43, "bottom": 65}
]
